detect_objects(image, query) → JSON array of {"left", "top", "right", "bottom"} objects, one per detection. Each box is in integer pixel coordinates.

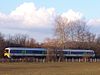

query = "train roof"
[
  {"left": 5, "top": 47, "right": 46, "bottom": 51},
  {"left": 63, "top": 49, "right": 94, "bottom": 52},
  {"left": 5, "top": 47, "right": 94, "bottom": 52}
]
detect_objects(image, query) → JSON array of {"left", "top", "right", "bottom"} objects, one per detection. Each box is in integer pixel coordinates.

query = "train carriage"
[
  {"left": 63, "top": 49, "right": 95, "bottom": 57},
  {"left": 4, "top": 47, "right": 47, "bottom": 58},
  {"left": 4, "top": 47, "right": 95, "bottom": 58}
]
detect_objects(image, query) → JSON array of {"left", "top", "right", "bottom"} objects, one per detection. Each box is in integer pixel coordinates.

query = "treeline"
[
  {"left": 0, "top": 32, "right": 100, "bottom": 58},
  {"left": 0, "top": 33, "right": 41, "bottom": 57},
  {"left": 42, "top": 16, "right": 100, "bottom": 60},
  {"left": 54, "top": 16, "right": 100, "bottom": 58},
  {"left": 0, "top": 16, "right": 100, "bottom": 58},
  {"left": 0, "top": 33, "right": 40, "bottom": 48}
]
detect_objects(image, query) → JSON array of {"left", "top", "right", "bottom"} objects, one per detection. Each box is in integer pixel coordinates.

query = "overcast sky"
[{"left": 0, "top": 0, "right": 100, "bottom": 42}]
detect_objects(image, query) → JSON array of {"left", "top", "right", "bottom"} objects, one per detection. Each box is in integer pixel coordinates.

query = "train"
[{"left": 4, "top": 47, "right": 95, "bottom": 58}]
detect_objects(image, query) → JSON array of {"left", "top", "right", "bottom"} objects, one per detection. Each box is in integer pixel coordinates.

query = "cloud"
[
  {"left": 86, "top": 18, "right": 100, "bottom": 35},
  {"left": 0, "top": 2, "right": 56, "bottom": 42},
  {"left": 61, "top": 9, "right": 84, "bottom": 22},
  {"left": 0, "top": 2, "right": 56, "bottom": 29},
  {"left": 0, "top": 2, "right": 100, "bottom": 42},
  {"left": 60, "top": 10, "right": 100, "bottom": 36},
  {"left": 61, "top": 10, "right": 100, "bottom": 35},
  {"left": 87, "top": 19, "right": 100, "bottom": 26},
  {"left": 10, "top": 2, "right": 55, "bottom": 28}
]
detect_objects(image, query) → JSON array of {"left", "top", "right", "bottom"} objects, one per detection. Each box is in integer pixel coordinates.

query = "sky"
[{"left": 0, "top": 0, "right": 100, "bottom": 42}]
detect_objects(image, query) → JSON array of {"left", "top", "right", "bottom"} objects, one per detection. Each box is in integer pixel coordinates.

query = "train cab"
[{"left": 4, "top": 48, "right": 10, "bottom": 58}]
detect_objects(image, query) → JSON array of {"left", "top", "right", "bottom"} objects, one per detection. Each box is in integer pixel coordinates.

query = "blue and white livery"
[{"left": 4, "top": 47, "right": 95, "bottom": 58}]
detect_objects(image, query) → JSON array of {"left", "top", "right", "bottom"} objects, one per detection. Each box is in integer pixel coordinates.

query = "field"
[{"left": 0, "top": 62, "right": 100, "bottom": 75}]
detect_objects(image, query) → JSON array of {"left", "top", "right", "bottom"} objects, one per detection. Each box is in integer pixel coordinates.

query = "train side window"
[
  {"left": 71, "top": 52, "right": 84, "bottom": 54},
  {"left": 26, "top": 50, "right": 33, "bottom": 54},
  {"left": 42, "top": 51, "right": 46, "bottom": 54},
  {"left": 10, "top": 50, "right": 22, "bottom": 53},
  {"left": 64, "top": 51, "right": 70, "bottom": 54},
  {"left": 86, "top": 52, "right": 94, "bottom": 55}
]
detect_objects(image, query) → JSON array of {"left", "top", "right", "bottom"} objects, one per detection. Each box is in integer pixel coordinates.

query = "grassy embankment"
[{"left": 0, "top": 62, "right": 100, "bottom": 75}]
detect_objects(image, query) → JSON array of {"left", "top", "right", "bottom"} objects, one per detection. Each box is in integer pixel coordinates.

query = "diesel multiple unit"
[{"left": 4, "top": 47, "right": 95, "bottom": 58}]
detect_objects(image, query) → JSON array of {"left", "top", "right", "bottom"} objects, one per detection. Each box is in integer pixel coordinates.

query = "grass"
[{"left": 0, "top": 62, "right": 100, "bottom": 75}]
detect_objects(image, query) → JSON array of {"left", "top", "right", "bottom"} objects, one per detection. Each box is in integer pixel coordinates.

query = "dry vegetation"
[{"left": 0, "top": 62, "right": 100, "bottom": 75}]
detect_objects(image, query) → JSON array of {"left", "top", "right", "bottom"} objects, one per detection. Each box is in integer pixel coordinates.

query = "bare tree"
[
  {"left": 0, "top": 32, "right": 5, "bottom": 48},
  {"left": 6, "top": 34, "right": 28, "bottom": 47},
  {"left": 54, "top": 16, "right": 96, "bottom": 60},
  {"left": 0, "top": 32, "right": 5, "bottom": 58},
  {"left": 54, "top": 16, "right": 69, "bottom": 61},
  {"left": 96, "top": 34, "right": 100, "bottom": 44},
  {"left": 25, "top": 38, "right": 37, "bottom": 48},
  {"left": 13, "top": 34, "right": 28, "bottom": 46},
  {"left": 42, "top": 38, "right": 63, "bottom": 62}
]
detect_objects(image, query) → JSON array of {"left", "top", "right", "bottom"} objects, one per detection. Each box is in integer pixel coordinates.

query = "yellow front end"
[{"left": 4, "top": 53, "right": 10, "bottom": 58}]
